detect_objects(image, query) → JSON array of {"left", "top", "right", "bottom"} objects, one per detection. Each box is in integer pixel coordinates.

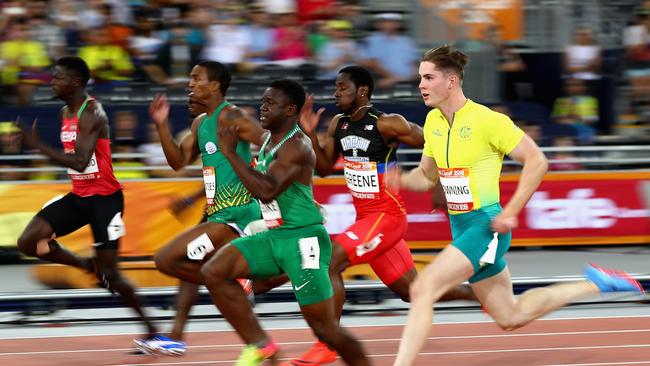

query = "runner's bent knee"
[
  {"left": 17, "top": 234, "right": 37, "bottom": 256},
  {"left": 492, "top": 313, "right": 523, "bottom": 331},
  {"left": 389, "top": 279, "right": 412, "bottom": 302},
  {"left": 409, "top": 270, "right": 453, "bottom": 303},
  {"left": 200, "top": 245, "right": 237, "bottom": 283},
  {"left": 17, "top": 218, "right": 53, "bottom": 256}
]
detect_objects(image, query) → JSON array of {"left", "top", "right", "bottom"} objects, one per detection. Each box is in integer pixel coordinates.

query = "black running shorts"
[{"left": 37, "top": 190, "right": 125, "bottom": 250}]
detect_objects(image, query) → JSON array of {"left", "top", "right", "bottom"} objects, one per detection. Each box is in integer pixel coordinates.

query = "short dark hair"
[
  {"left": 56, "top": 56, "right": 90, "bottom": 85},
  {"left": 197, "top": 60, "right": 231, "bottom": 95},
  {"left": 338, "top": 65, "right": 374, "bottom": 98},
  {"left": 421, "top": 44, "right": 469, "bottom": 79},
  {"left": 269, "top": 79, "right": 306, "bottom": 114}
]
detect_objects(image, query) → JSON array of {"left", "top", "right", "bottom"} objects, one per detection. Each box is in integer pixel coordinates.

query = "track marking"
[
  {"left": 3, "top": 329, "right": 650, "bottom": 356},
  {"left": 105, "top": 345, "right": 650, "bottom": 366},
  {"left": 2, "top": 314, "right": 650, "bottom": 340},
  {"left": 542, "top": 362, "right": 650, "bottom": 366}
]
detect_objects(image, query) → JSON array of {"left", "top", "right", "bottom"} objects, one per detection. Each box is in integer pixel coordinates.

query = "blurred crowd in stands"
[
  {"left": 0, "top": 0, "right": 420, "bottom": 104},
  {"left": 0, "top": 0, "right": 649, "bottom": 181}
]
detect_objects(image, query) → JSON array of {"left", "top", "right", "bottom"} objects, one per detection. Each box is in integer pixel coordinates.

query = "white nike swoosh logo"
[{"left": 294, "top": 281, "right": 311, "bottom": 291}]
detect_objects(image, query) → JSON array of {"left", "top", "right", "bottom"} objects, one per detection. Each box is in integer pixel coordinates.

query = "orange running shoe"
[
  {"left": 284, "top": 341, "right": 337, "bottom": 365},
  {"left": 237, "top": 278, "right": 255, "bottom": 306}
]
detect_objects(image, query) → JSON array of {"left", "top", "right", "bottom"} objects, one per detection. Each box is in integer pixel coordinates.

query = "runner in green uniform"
[
  {"left": 392, "top": 45, "right": 643, "bottom": 366},
  {"left": 202, "top": 79, "right": 370, "bottom": 366},
  {"left": 136, "top": 61, "right": 271, "bottom": 355}
]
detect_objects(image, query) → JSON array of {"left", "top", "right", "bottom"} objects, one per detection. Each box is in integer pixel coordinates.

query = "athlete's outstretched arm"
[
  {"left": 218, "top": 126, "right": 309, "bottom": 202},
  {"left": 149, "top": 93, "right": 200, "bottom": 170},
  {"left": 492, "top": 134, "right": 548, "bottom": 233},
  {"left": 299, "top": 95, "right": 341, "bottom": 176},
  {"left": 19, "top": 103, "right": 103, "bottom": 172},
  {"left": 398, "top": 154, "right": 439, "bottom": 192},
  {"left": 377, "top": 114, "right": 424, "bottom": 148}
]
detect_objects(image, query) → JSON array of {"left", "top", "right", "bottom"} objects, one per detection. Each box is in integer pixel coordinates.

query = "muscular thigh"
[
  {"left": 335, "top": 213, "right": 407, "bottom": 266},
  {"left": 159, "top": 221, "right": 241, "bottom": 263},
  {"left": 470, "top": 266, "right": 516, "bottom": 320}
]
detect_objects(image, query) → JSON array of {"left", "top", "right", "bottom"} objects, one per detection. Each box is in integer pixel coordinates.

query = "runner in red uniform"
[
  {"left": 16, "top": 56, "right": 158, "bottom": 340},
  {"left": 287, "top": 66, "right": 476, "bottom": 365}
]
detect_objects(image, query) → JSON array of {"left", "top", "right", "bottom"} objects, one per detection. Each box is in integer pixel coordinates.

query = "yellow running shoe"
[{"left": 235, "top": 341, "right": 279, "bottom": 366}]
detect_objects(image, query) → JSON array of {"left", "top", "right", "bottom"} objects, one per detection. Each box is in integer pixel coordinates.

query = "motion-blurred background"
[{"left": 0, "top": 0, "right": 648, "bottom": 300}]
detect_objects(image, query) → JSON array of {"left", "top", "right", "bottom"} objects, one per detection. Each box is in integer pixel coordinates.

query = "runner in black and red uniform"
[
  {"left": 286, "top": 66, "right": 476, "bottom": 365},
  {"left": 16, "top": 56, "right": 159, "bottom": 340}
]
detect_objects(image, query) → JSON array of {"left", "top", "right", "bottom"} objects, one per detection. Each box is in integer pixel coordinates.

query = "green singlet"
[
  {"left": 231, "top": 126, "right": 333, "bottom": 306},
  {"left": 197, "top": 101, "right": 260, "bottom": 232}
]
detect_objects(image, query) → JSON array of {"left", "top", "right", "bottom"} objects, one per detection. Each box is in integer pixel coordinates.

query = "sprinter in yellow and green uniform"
[
  {"left": 393, "top": 45, "right": 642, "bottom": 366},
  {"left": 422, "top": 98, "right": 523, "bottom": 281}
]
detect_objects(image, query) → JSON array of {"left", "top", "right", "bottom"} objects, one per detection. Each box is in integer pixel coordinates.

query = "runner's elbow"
[
  {"left": 70, "top": 157, "right": 89, "bottom": 172},
  {"left": 530, "top": 153, "right": 548, "bottom": 176},
  {"left": 257, "top": 190, "right": 280, "bottom": 203},
  {"left": 168, "top": 158, "right": 189, "bottom": 171},
  {"left": 315, "top": 164, "right": 333, "bottom": 177},
  {"left": 169, "top": 163, "right": 184, "bottom": 171},
  {"left": 539, "top": 154, "right": 549, "bottom": 173}
]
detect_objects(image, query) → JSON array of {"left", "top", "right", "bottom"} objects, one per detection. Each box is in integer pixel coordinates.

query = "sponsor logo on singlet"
[
  {"left": 61, "top": 131, "right": 77, "bottom": 142},
  {"left": 340, "top": 135, "right": 371, "bottom": 159},
  {"left": 205, "top": 141, "right": 217, "bottom": 154}
]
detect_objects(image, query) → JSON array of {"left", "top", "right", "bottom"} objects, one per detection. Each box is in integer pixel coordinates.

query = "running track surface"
[{"left": 2, "top": 316, "right": 650, "bottom": 366}]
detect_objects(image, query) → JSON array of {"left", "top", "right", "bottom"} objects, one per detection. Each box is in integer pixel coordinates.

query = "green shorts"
[
  {"left": 231, "top": 224, "right": 333, "bottom": 306},
  {"left": 449, "top": 203, "right": 511, "bottom": 283},
  {"left": 207, "top": 201, "right": 261, "bottom": 234}
]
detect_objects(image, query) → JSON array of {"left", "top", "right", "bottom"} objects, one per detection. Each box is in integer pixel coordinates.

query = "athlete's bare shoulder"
[
  {"left": 81, "top": 99, "right": 108, "bottom": 125},
  {"left": 190, "top": 112, "right": 207, "bottom": 131},
  {"left": 73, "top": 99, "right": 109, "bottom": 138},
  {"left": 59, "top": 105, "right": 67, "bottom": 119},
  {"left": 193, "top": 112, "right": 208, "bottom": 123},
  {"left": 326, "top": 113, "right": 345, "bottom": 134},
  {"left": 332, "top": 113, "right": 345, "bottom": 122},
  {"left": 284, "top": 130, "right": 315, "bottom": 165},
  {"left": 222, "top": 104, "right": 245, "bottom": 123},
  {"left": 378, "top": 112, "right": 407, "bottom": 124},
  {"left": 297, "top": 130, "right": 316, "bottom": 151}
]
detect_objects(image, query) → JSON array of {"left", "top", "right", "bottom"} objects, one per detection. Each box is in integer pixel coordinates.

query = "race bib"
[
  {"left": 186, "top": 233, "right": 215, "bottom": 261},
  {"left": 203, "top": 167, "right": 216, "bottom": 205},
  {"left": 260, "top": 200, "right": 283, "bottom": 228},
  {"left": 67, "top": 153, "right": 99, "bottom": 175},
  {"left": 299, "top": 236, "right": 320, "bottom": 269},
  {"left": 438, "top": 167, "right": 474, "bottom": 212},
  {"left": 344, "top": 160, "right": 380, "bottom": 194},
  {"left": 243, "top": 219, "right": 269, "bottom": 236}
]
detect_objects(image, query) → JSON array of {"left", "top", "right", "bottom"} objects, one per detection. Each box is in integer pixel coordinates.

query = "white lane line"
[
  {"left": 412, "top": 344, "right": 650, "bottom": 356},
  {"left": 110, "top": 362, "right": 231, "bottom": 366},
  {"left": 105, "top": 345, "right": 650, "bottom": 366},
  {"left": 3, "top": 329, "right": 650, "bottom": 356},
  {"left": 542, "top": 362, "right": 650, "bottom": 366}
]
